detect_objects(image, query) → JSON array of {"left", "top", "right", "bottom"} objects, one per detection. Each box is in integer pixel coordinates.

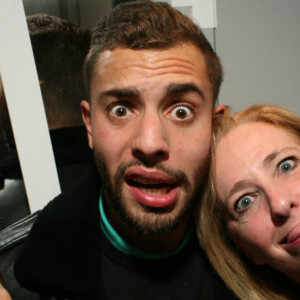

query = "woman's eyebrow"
[
  {"left": 263, "top": 151, "right": 279, "bottom": 168},
  {"left": 262, "top": 147, "right": 298, "bottom": 168},
  {"left": 226, "top": 180, "right": 249, "bottom": 202}
]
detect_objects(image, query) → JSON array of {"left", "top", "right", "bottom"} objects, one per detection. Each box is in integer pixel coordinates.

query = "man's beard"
[{"left": 94, "top": 152, "right": 208, "bottom": 237}]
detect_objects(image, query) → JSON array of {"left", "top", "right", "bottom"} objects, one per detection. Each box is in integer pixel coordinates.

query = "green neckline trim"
[{"left": 99, "top": 190, "right": 192, "bottom": 260}]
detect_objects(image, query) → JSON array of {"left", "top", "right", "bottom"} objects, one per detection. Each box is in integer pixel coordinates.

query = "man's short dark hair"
[
  {"left": 27, "top": 14, "right": 91, "bottom": 125},
  {"left": 84, "top": 0, "right": 223, "bottom": 103}
]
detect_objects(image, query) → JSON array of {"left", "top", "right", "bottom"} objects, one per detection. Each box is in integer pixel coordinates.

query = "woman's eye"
[
  {"left": 110, "top": 105, "right": 132, "bottom": 118},
  {"left": 278, "top": 158, "right": 295, "bottom": 174},
  {"left": 235, "top": 195, "right": 255, "bottom": 213},
  {"left": 169, "top": 105, "right": 192, "bottom": 120}
]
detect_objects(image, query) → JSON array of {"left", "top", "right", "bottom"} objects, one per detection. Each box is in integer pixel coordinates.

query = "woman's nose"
[{"left": 268, "top": 186, "right": 298, "bottom": 223}]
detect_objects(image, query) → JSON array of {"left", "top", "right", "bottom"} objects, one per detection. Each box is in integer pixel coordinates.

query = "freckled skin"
[
  {"left": 215, "top": 122, "right": 300, "bottom": 283},
  {"left": 82, "top": 43, "right": 224, "bottom": 253}
]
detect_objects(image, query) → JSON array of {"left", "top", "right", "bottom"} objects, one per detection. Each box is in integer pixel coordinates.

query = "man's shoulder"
[
  {"left": 11, "top": 167, "right": 103, "bottom": 298},
  {"left": 0, "top": 168, "right": 100, "bottom": 300},
  {"left": 0, "top": 179, "right": 30, "bottom": 230},
  {"left": 0, "top": 212, "right": 38, "bottom": 255},
  {"left": 0, "top": 213, "right": 48, "bottom": 299}
]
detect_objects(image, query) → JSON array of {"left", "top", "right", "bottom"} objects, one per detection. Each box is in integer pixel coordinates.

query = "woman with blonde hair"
[{"left": 197, "top": 104, "right": 300, "bottom": 299}]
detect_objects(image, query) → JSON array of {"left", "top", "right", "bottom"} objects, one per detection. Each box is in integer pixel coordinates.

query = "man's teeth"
[
  {"left": 129, "top": 177, "right": 174, "bottom": 194},
  {"left": 140, "top": 187, "right": 170, "bottom": 195}
]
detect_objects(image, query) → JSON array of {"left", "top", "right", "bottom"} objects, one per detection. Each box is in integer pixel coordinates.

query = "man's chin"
[{"left": 118, "top": 199, "right": 192, "bottom": 237}]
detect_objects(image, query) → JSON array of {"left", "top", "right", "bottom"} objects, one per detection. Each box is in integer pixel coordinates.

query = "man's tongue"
[{"left": 128, "top": 181, "right": 178, "bottom": 208}]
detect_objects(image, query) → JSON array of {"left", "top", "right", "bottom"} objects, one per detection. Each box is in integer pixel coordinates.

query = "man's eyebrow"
[
  {"left": 101, "top": 87, "right": 139, "bottom": 99},
  {"left": 165, "top": 83, "right": 205, "bottom": 100}
]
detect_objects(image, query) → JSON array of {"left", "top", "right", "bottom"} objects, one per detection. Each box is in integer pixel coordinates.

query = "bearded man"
[{"left": 1, "top": 1, "right": 236, "bottom": 299}]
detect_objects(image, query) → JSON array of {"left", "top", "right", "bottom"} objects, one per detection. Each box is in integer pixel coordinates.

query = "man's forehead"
[
  {"left": 88, "top": 44, "right": 214, "bottom": 108},
  {"left": 94, "top": 44, "right": 206, "bottom": 72}
]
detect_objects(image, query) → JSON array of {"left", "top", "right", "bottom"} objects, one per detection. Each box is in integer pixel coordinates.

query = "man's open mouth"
[
  {"left": 126, "top": 176, "right": 177, "bottom": 195},
  {"left": 124, "top": 170, "right": 180, "bottom": 208}
]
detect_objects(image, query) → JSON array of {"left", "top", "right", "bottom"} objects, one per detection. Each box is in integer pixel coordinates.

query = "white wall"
[
  {"left": 215, "top": 0, "right": 300, "bottom": 114},
  {"left": 77, "top": 0, "right": 300, "bottom": 114},
  {"left": 78, "top": 0, "right": 112, "bottom": 29}
]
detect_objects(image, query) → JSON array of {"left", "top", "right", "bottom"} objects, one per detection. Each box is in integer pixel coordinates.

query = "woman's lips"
[
  {"left": 125, "top": 168, "right": 179, "bottom": 208},
  {"left": 282, "top": 222, "right": 300, "bottom": 247}
]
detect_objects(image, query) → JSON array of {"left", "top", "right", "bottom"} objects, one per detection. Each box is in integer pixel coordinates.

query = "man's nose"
[
  {"left": 268, "top": 186, "right": 298, "bottom": 223},
  {"left": 131, "top": 112, "right": 169, "bottom": 165}
]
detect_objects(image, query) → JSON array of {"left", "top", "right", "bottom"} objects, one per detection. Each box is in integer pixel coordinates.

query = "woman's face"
[{"left": 214, "top": 122, "right": 300, "bottom": 282}]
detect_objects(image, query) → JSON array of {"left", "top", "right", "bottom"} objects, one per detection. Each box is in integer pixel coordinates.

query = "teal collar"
[{"left": 99, "top": 190, "right": 192, "bottom": 260}]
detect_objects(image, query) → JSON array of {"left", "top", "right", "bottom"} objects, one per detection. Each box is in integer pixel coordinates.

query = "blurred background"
[{"left": 22, "top": 0, "right": 300, "bottom": 113}]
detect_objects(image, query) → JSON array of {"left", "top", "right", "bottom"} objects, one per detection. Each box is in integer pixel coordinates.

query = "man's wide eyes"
[
  {"left": 108, "top": 103, "right": 193, "bottom": 120},
  {"left": 110, "top": 105, "right": 133, "bottom": 118},
  {"left": 169, "top": 105, "right": 193, "bottom": 120}
]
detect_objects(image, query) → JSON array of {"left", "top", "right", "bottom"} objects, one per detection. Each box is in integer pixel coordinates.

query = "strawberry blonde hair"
[{"left": 196, "top": 104, "right": 300, "bottom": 300}]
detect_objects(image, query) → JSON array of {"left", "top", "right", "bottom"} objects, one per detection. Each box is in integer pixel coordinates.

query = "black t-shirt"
[{"left": 101, "top": 231, "right": 236, "bottom": 300}]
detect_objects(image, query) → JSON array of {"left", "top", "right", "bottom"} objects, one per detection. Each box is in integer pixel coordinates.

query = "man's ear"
[
  {"left": 81, "top": 100, "right": 93, "bottom": 149},
  {"left": 213, "top": 104, "right": 225, "bottom": 116}
]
